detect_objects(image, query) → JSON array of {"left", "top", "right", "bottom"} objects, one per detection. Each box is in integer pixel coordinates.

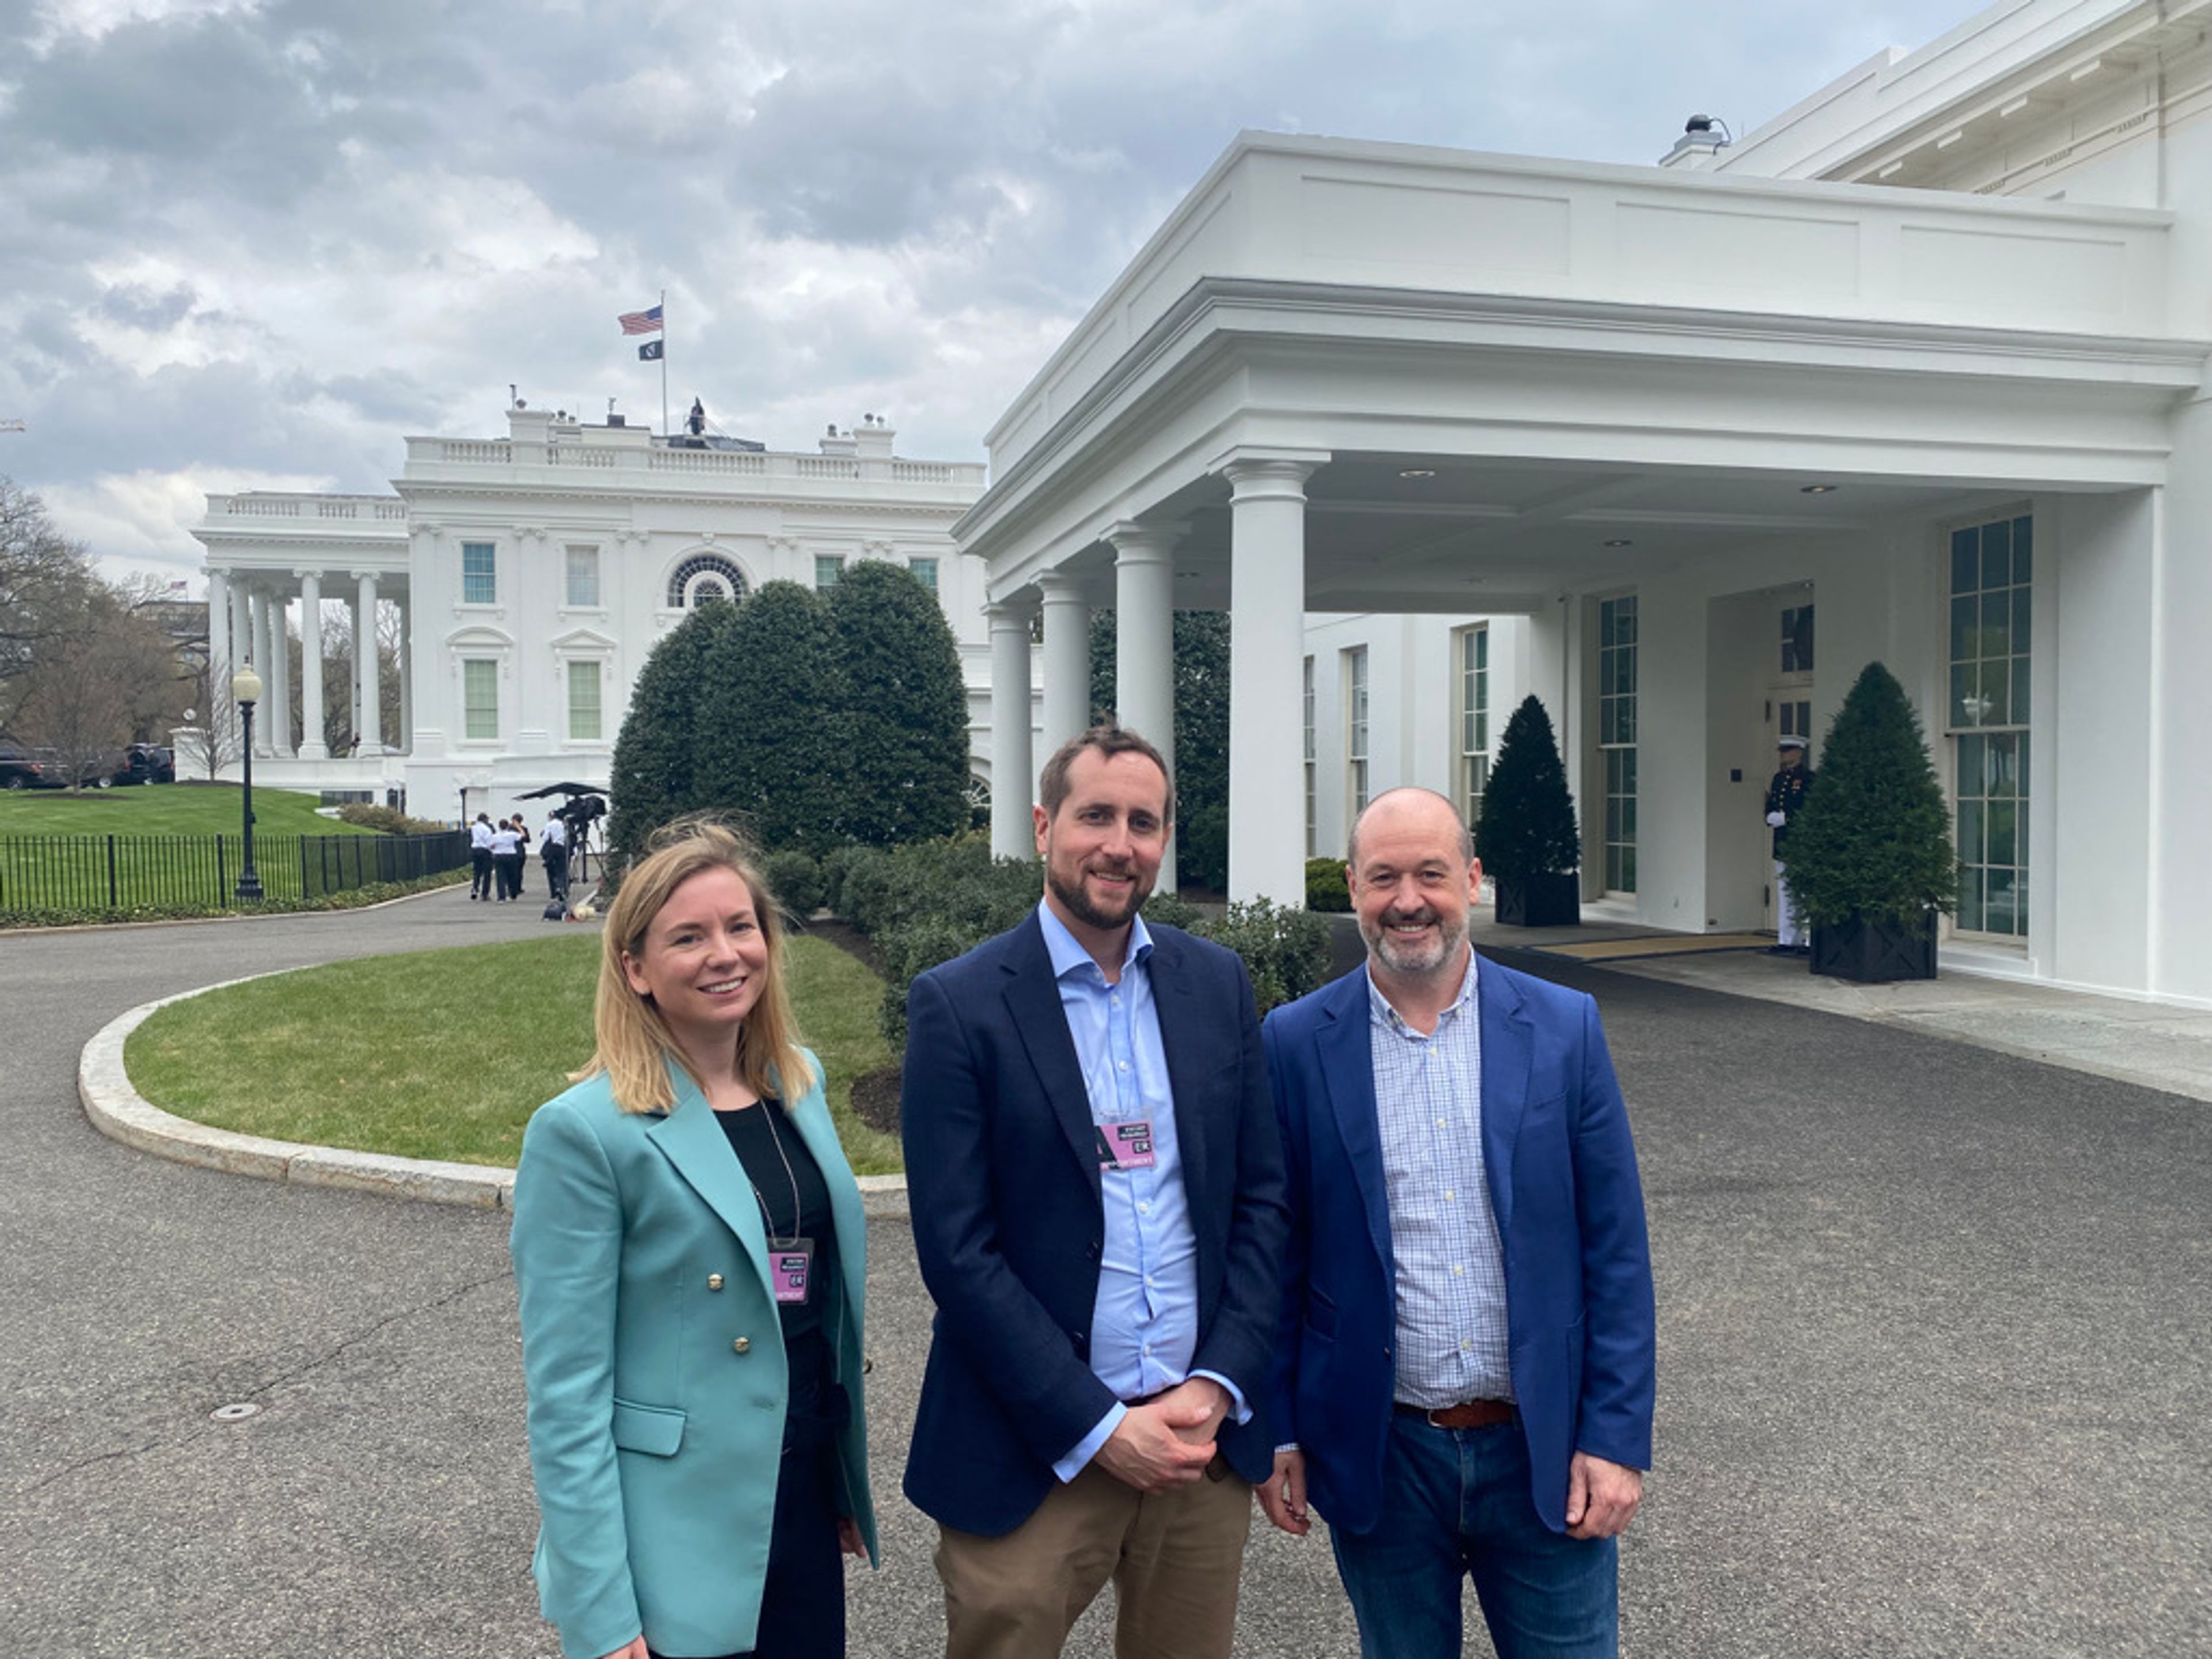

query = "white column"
[
  {"left": 249, "top": 589, "right": 274, "bottom": 755},
  {"left": 988, "top": 600, "right": 1036, "bottom": 861},
  {"left": 1225, "top": 458, "right": 1319, "bottom": 904},
  {"left": 1036, "top": 571, "right": 1092, "bottom": 759},
  {"left": 356, "top": 571, "right": 382, "bottom": 751},
  {"left": 205, "top": 567, "right": 234, "bottom": 751},
  {"left": 397, "top": 594, "right": 412, "bottom": 753},
  {"left": 1109, "top": 522, "right": 1183, "bottom": 893},
  {"left": 267, "top": 589, "right": 293, "bottom": 757},
  {"left": 296, "top": 570, "right": 327, "bottom": 759}
]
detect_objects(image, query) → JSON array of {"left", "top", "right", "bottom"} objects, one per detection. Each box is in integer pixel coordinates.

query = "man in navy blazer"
[
  {"left": 1257, "top": 787, "right": 1654, "bottom": 1659},
  {"left": 903, "top": 725, "right": 1289, "bottom": 1659}
]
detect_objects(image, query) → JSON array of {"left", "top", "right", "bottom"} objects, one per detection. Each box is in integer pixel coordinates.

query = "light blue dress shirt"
[
  {"left": 1367, "top": 951, "right": 1514, "bottom": 1408},
  {"left": 1036, "top": 903, "right": 1248, "bottom": 1480}
]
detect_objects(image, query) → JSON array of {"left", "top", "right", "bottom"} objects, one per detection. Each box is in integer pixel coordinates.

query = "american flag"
[{"left": 618, "top": 305, "right": 663, "bottom": 336}]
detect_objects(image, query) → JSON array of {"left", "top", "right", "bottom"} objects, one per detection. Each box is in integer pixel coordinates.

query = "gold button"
[
  {"left": 707, "top": 1274, "right": 724, "bottom": 1291},
  {"left": 733, "top": 1336, "right": 751, "bottom": 1354}
]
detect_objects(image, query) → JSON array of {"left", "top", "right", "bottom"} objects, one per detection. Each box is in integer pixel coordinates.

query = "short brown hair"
[{"left": 1037, "top": 724, "right": 1175, "bottom": 825}]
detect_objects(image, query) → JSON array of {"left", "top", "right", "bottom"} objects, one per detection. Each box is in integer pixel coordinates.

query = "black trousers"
[
  {"left": 494, "top": 853, "right": 523, "bottom": 899},
  {"left": 647, "top": 1440, "right": 844, "bottom": 1659},
  {"left": 469, "top": 847, "right": 492, "bottom": 897},
  {"left": 544, "top": 845, "right": 569, "bottom": 897}
]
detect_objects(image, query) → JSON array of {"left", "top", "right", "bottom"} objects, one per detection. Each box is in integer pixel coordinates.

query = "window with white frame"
[
  {"left": 1457, "top": 626, "right": 1489, "bottom": 833},
  {"left": 565, "top": 545, "right": 600, "bottom": 608},
  {"left": 463, "top": 658, "right": 499, "bottom": 740},
  {"left": 908, "top": 556, "right": 938, "bottom": 597},
  {"left": 1344, "top": 646, "right": 1369, "bottom": 821},
  {"left": 1599, "top": 595, "right": 1637, "bottom": 893},
  {"left": 568, "top": 660, "right": 603, "bottom": 743},
  {"left": 666, "top": 553, "right": 747, "bottom": 608},
  {"left": 815, "top": 555, "right": 845, "bottom": 591},
  {"left": 461, "top": 541, "right": 497, "bottom": 605},
  {"left": 1948, "top": 513, "right": 2032, "bottom": 938},
  {"left": 1302, "top": 656, "right": 1317, "bottom": 857}
]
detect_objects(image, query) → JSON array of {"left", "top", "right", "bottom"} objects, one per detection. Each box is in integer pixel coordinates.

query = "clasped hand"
[{"left": 1093, "top": 1376, "right": 1226, "bottom": 1494}]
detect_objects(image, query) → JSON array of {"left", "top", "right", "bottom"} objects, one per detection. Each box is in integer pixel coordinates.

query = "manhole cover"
[{"left": 210, "top": 1402, "right": 262, "bottom": 1422}]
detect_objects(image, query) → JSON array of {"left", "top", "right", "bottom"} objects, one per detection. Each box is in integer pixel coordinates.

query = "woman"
[
  {"left": 511, "top": 823, "right": 876, "bottom": 1659},
  {"left": 488, "top": 815, "right": 524, "bottom": 902}
]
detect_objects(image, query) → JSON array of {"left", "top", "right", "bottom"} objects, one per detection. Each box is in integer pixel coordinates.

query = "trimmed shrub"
[
  {"left": 1201, "top": 899, "right": 1334, "bottom": 1015},
  {"left": 1475, "top": 695, "right": 1581, "bottom": 881},
  {"left": 696, "top": 582, "right": 851, "bottom": 855},
  {"left": 1783, "top": 661, "right": 1957, "bottom": 929},
  {"left": 607, "top": 601, "right": 744, "bottom": 866},
  {"left": 334, "top": 803, "right": 454, "bottom": 836},
  {"left": 1305, "top": 857, "right": 1350, "bottom": 912},
  {"left": 827, "top": 561, "right": 971, "bottom": 847},
  {"left": 817, "top": 844, "right": 873, "bottom": 917},
  {"left": 763, "top": 850, "right": 824, "bottom": 919}
]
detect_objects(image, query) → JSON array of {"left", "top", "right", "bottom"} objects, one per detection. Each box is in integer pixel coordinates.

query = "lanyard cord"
[{"left": 740, "top": 1099, "right": 804, "bottom": 1248}]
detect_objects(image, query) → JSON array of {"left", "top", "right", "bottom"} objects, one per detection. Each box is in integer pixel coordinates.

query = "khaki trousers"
[{"left": 935, "top": 1461, "right": 1253, "bottom": 1659}]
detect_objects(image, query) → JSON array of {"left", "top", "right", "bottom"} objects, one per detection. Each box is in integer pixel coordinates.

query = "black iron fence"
[{"left": 0, "top": 830, "right": 471, "bottom": 914}]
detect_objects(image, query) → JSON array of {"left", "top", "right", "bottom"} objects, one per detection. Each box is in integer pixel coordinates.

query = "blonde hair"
[{"left": 573, "top": 820, "right": 814, "bottom": 1113}]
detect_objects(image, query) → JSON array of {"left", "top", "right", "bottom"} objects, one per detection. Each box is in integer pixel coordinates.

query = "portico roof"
[{"left": 958, "top": 132, "right": 2208, "bottom": 610}]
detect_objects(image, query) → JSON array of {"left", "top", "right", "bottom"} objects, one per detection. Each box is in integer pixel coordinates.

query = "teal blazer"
[{"left": 510, "top": 1051, "right": 877, "bottom": 1659}]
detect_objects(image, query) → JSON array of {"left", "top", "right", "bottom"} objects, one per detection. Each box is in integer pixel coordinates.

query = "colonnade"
[
  {"left": 203, "top": 565, "right": 411, "bottom": 759},
  {"left": 987, "top": 453, "right": 1320, "bottom": 904}
]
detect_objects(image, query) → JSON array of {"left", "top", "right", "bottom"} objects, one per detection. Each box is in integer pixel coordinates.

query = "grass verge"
[
  {"left": 124, "top": 931, "right": 902, "bottom": 1175},
  {"left": 1, "top": 867, "right": 469, "bottom": 930},
  {"left": 0, "top": 783, "right": 378, "bottom": 837}
]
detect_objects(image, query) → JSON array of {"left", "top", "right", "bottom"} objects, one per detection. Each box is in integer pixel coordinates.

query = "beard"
[
  {"left": 1047, "top": 858, "right": 1152, "bottom": 933},
  {"left": 1361, "top": 905, "right": 1469, "bottom": 979}
]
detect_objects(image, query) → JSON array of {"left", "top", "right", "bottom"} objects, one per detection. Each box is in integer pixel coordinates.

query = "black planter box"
[
  {"left": 1494, "top": 872, "right": 1581, "bottom": 927},
  {"left": 1810, "top": 911, "right": 1937, "bottom": 983}
]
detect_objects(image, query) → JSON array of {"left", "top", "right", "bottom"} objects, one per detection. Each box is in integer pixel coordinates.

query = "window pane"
[
  {"left": 2011, "top": 658, "right": 2031, "bottom": 725},
  {"left": 569, "top": 662, "right": 601, "bottom": 741},
  {"left": 1979, "top": 592, "right": 2009, "bottom": 660},
  {"left": 1981, "top": 518, "right": 2011, "bottom": 588},
  {"left": 1990, "top": 736, "right": 2018, "bottom": 798},
  {"left": 464, "top": 659, "right": 498, "bottom": 740},
  {"left": 2011, "top": 516, "right": 2032, "bottom": 582},
  {"left": 565, "top": 546, "right": 599, "bottom": 608},
  {"left": 1984, "top": 868, "right": 2018, "bottom": 934},
  {"left": 2017, "top": 736, "right": 2030, "bottom": 798},
  {"left": 2010, "top": 585, "right": 2032, "bottom": 654},
  {"left": 462, "top": 543, "right": 496, "bottom": 605},
  {"left": 1950, "top": 662, "right": 1976, "bottom": 728},
  {"left": 1957, "top": 800, "right": 1984, "bottom": 865},
  {"left": 1950, "top": 595, "right": 1976, "bottom": 665},
  {"left": 1951, "top": 528, "right": 1979, "bottom": 594},
  {"left": 1959, "top": 734, "right": 1983, "bottom": 792},
  {"left": 1986, "top": 800, "right": 2015, "bottom": 868},
  {"left": 815, "top": 555, "right": 843, "bottom": 589},
  {"left": 910, "top": 556, "right": 938, "bottom": 596},
  {"left": 1958, "top": 867, "right": 1984, "bottom": 931},
  {"left": 1980, "top": 666, "right": 2009, "bottom": 726}
]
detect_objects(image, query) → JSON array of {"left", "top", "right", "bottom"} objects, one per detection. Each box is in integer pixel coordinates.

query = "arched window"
[{"left": 667, "top": 553, "right": 749, "bottom": 608}]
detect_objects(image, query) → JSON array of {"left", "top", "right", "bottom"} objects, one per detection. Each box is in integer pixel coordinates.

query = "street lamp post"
[{"left": 233, "top": 662, "right": 264, "bottom": 902}]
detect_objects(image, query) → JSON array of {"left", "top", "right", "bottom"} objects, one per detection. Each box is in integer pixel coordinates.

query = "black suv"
[
  {"left": 116, "top": 744, "right": 176, "bottom": 785},
  {"left": 0, "top": 739, "right": 50, "bottom": 791}
]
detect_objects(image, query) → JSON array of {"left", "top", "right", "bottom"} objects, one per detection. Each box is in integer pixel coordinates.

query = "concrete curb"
[
  {"left": 79, "top": 975, "right": 912, "bottom": 1218},
  {"left": 4, "top": 873, "right": 469, "bottom": 938}
]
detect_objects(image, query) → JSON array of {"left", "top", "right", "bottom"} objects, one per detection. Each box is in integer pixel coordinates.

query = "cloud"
[{"left": 0, "top": 0, "right": 1945, "bottom": 577}]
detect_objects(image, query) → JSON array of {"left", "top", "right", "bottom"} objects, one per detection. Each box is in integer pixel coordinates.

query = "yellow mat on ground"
[{"left": 1532, "top": 933, "right": 1775, "bottom": 961}]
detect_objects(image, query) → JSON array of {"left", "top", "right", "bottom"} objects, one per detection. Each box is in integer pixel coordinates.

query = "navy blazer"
[
  {"left": 1260, "top": 956, "right": 1655, "bottom": 1536},
  {"left": 901, "top": 911, "right": 1291, "bottom": 1537}
]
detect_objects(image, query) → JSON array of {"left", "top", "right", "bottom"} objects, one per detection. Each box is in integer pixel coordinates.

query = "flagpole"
[{"left": 659, "top": 288, "right": 669, "bottom": 438}]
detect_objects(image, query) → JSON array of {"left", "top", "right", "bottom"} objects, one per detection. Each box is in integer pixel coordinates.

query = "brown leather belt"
[{"left": 1396, "top": 1398, "right": 1514, "bottom": 1430}]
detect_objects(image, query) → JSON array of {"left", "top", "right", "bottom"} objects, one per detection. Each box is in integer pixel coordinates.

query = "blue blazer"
[
  {"left": 901, "top": 913, "right": 1291, "bottom": 1537},
  {"left": 510, "top": 1054, "right": 877, "bottom": 1659},
  {"left": 1260, "top": 957, "right": 1654, "bottom": 1536}
]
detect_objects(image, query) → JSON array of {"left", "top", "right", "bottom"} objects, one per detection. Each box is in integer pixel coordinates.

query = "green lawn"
[
  {"left": 124, "top": 933, "right": 903, "bottom": 1175},
  {"left": 0, "top": 783, "right": 377, "bottom": 838}
]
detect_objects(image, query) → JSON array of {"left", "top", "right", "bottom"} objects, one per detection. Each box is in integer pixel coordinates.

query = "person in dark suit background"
[
  {"left": 900, "top": 725, "right": 1289, "bottom": 1659},
  {"left": 1257, "top": 786, "right": 1654, "bottom": 1659}
]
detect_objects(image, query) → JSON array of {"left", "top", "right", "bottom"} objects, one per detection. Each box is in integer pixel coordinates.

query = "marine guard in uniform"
[{"left": 1765, "top": 734, "right": 1815, "bottom": 956}]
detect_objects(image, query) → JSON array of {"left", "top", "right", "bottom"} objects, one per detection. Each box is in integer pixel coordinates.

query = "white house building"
[
  {"left": 195, "top": 406, "right": 994, "bottom": 827},
  {"left": 963, "top": 0, "right": 2212, "bottom": 1005}
]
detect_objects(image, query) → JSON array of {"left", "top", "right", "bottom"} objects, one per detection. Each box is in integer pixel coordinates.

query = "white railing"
[
  {"left": 396, "top": 435, "right": 984, "bottom": 487},
  {"left": 648, "top": 448, "right": 768, "bottom": 474}
]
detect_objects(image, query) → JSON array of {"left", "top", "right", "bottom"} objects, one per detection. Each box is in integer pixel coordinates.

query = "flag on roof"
[
  {"left": 638, "top": 340, "right": 664, "bottom": 361},
  {"left": 618, "top": 305, "right": 663, "bottom": 336}
]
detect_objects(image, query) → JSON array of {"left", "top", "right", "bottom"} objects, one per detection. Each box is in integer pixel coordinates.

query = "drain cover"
[{"left": 210, "top": 1402, "right": 262, "bottom": 1422}]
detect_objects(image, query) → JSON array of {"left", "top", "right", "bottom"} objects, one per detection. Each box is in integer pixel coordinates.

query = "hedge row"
[
  {"left": 333, "top": 803, "right": 459, "bottom": 836},
  {"left": 0, "top": 866, "right": 470, "bottom": 931},
  {"left": 758, "top": 835, "right": 1334, "bottom": 1049}
]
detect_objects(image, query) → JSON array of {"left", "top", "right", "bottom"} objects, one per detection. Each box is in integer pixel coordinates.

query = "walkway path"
[{"left": 3, "top": 890, "right": 2207, "bottom": 1656}]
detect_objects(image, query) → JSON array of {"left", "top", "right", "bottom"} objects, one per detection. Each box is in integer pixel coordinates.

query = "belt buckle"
[{"left": 1424, "top": 1405, "right": 1453, "bottom": 1430}]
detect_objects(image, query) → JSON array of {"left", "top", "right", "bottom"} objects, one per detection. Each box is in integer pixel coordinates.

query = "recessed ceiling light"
[
  {"left": 1604, "top": 538, "right": 1634, "bottom": 548},
  {"left": 1800, "top": 484, "right": 1838, "bottom": 494},
  {"left": 1399, "top": 468, "right": 1436, "bottom": 479}
]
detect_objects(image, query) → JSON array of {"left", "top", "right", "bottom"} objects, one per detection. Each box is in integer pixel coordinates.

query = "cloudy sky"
[{"left": 1, "top": 0, "right": 1942, "bottom": 582}]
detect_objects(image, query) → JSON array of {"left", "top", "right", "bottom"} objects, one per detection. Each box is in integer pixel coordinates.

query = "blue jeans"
[{"left": 1329, "top": 1412, "right": 1618, "bottom": 1659}]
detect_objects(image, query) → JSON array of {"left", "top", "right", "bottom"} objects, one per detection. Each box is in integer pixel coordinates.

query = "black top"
[
  {"left": 1765, "top": 765, "right": 1815, "bottom": 855},
  {"left": 716, "top": 1098, "right": 839, "bottom": 1407}
]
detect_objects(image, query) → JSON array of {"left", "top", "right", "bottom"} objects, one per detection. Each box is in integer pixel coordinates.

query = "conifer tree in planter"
[
  {"left": 1781, "top": 661, "right": 1957, "bottom": 982},
  {"left": 1474, "top": 695, "right": 1582, "bottom": 927}
]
